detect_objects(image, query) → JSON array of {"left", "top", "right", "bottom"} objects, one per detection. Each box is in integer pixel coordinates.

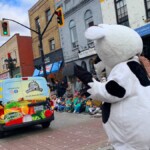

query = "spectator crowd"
[{"left": 49, "top": 78, "right": 102, "bottom": 116}]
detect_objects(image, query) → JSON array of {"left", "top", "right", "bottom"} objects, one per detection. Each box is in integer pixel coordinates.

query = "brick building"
[
  {"left": 28, "top": 0, "right": 64, "bottom": 83},
  {"left": 0, "top": 34, "right": 34, "bottom": 79}
]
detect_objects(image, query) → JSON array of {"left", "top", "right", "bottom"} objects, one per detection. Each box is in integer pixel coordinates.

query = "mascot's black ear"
[{"left": 74, "top": 64, "right": 93, "bottom": 86}]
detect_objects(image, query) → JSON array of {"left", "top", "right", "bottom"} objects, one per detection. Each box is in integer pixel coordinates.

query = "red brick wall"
[{"left": 17, "top": 35, "right": 34, "bottom": 77}]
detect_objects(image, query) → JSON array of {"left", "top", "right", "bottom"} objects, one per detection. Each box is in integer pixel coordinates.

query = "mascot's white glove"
[{"left": 88, "top": 78, "right": 103, "bottom": 101}]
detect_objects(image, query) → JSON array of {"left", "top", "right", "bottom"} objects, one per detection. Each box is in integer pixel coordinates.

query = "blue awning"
[
  {"left": 33, "top": 61, "right": 62, "bottom": 77},
  {"left": 51, "top": 61, "right": 62, "bottom": 73},
  {"left": 32, "top": 69, "right": 40, "bottom": 77},
  {"left": 39, "top": 64, "right": 53, "bottom": 76},
  {"left": 135, "top": 23, "right": 150, "bottom": 37}
]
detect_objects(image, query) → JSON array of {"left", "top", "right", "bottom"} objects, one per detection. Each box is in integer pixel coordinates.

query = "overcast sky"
[{"left": 0, "top": 0, "right": 39, "bottom": 46}]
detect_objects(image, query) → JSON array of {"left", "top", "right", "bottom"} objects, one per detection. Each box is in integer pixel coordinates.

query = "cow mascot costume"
[{"left": 84, "top": 24, "right": 150, "bottom": 150}]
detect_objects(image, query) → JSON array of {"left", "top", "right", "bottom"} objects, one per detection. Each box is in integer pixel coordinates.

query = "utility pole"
[{"left": 2, "top": 8, "right": 59, "bottom": 81}]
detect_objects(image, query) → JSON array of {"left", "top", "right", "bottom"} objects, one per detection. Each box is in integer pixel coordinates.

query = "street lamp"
[{"left": 4, "top": 53, "right": 17, "bottom": 78}]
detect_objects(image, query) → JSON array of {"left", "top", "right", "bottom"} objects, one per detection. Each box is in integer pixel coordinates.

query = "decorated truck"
[{"left": 0, "top": 77, "right": 54, "bottom": 137}]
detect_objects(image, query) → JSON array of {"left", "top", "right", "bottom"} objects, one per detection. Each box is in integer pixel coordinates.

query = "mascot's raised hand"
[{"left": 87, "top": 78, "right": 102, "bottom": 100}]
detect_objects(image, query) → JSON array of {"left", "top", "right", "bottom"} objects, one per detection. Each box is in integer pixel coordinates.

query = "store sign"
[
  {"left": 78, "top": 48, "right": 97, "bottom": 59},
  {"left": 0, "top": 72, "right": 9, "bottom": 80}
]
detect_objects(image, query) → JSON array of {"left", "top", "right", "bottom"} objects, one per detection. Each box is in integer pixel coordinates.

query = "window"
[
  {"left": 45, "top": 9, "right": 51, "bottom": 22},
  {"left": 69, "top": 20, "right": 78, "bottom": 48},
  {"left": 114, "top": 0, "right": 129, "bottom": 26},
  {"left": 35, "top": 17, "right": 40, "bottom": 30},
  {"left": 84, "top": 10, "right": 94, "bottom": 44},
  {"left": 49, "top": 39, "right": 55, "bottom": 51},
  {"left": 84, "top": 10, "right": 94, "bottom": 29},
  {"left": 145, "top": 0, "right": 150, "bottom": 19}
]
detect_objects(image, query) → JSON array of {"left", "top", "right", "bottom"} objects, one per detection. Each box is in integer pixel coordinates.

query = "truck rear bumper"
[{"left": 0, "top": 114, "right": 54, "bottom": 131}]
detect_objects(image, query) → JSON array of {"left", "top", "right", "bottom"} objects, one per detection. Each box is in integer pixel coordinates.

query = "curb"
[{"left": 96, "top": 146, "right": 114, "bottom": 150}]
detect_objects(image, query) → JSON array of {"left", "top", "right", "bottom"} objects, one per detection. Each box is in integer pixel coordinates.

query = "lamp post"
[{"left": 4, "top": 53, "right": 17, "bottom": 78}]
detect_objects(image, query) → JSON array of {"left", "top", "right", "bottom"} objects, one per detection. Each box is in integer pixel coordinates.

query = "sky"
[{"left": 0, "top": 0, "right": 39, "bottom": 46}]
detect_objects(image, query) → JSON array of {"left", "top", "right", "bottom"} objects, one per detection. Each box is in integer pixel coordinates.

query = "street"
[{"left": 0, "top": 112, "right": 112, "bottom": 150}]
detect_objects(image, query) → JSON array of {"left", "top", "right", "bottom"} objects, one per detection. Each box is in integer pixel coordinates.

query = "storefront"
[
  {"left": 33, "top": 49, "right": 64, "bottom": 82},
  {"left": 135, "top": 24, "right": 150, "bottom": 59},
  {"left": 62, "top": 46, "right": 97, "bottom": 91}
]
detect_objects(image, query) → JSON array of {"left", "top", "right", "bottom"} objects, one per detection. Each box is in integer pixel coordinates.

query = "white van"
[{"left": 0, "top": 77, "right": 54, "bottom": 137}]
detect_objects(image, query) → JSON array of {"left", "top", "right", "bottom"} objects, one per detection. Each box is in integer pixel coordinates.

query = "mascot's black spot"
[
  {"left": 102, "top": 102, "right": 111, "bottom": 124},
  {"left": 106, "top": 80, "right": 126, "bottom": 98},
  {"left": 127, "top": 61, "right": 150, "bottom": 86}
]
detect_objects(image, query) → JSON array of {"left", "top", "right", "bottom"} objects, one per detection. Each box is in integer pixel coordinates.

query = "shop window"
[{"left": 114, "top": 0, "right": 129, "bottom": 26}]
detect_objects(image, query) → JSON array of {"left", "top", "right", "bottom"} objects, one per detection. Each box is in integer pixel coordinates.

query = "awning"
[
  {"left": 39, "top": 64, "right": 53, "bottom": 76},
  {"left": 50, "top": 61, "right": 62, "bottom": 73},
  {"left": 33, "top": 61, "right": 62, "bottom": 77},
  {"left": 62, "top": 62, "right": 75, "bottom": 76},
  {"left": 135, "top": 23, "right": 150, "bottom": 37},
  {"left": 32, "top": 69, "right": 40, "bottom": 77}
]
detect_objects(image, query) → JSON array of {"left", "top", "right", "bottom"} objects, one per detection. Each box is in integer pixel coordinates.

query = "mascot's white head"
[{"left": 85, "top": 24, "right": 143, "bottom": 69}]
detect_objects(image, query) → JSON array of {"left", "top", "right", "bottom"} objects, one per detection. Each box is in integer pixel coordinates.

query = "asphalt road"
[{"left": 0, "top": 112, "right": 112, "bottom": 150}]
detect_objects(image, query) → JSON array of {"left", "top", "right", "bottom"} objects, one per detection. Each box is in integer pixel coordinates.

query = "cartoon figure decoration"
[
  {"left": 85, "top": 24, "right": 150, "bottom": 149},
  {"left": 26, "top": 80, "right": 43, "bottom": 93}
]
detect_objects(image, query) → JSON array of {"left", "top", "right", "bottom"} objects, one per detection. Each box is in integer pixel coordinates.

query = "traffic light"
[
  {"left": 55, "top": 7, "right": 64, "bottom": 27},
  {"left": 0, "top": 21, "right": 10, "bottom": 36}
]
